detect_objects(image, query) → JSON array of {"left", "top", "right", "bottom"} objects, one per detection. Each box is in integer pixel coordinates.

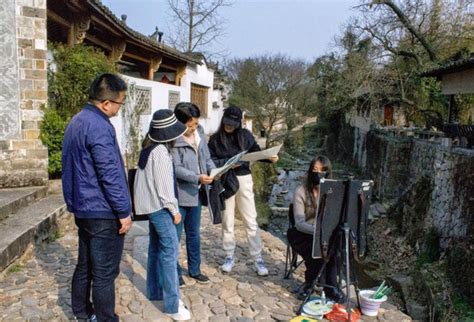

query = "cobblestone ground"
[{"left": 0, "top": 209, "right": 411, "bottom": 321}]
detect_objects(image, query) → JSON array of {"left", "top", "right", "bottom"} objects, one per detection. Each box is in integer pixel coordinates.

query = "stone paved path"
[{"left": 0, "top": 209, "right": 411, "bottom": 321}]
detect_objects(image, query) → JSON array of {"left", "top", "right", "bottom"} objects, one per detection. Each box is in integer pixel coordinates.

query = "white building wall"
[
  {"left": 110, "top": 75, "right": 187, "bottom": 153},
  {"left": 180, "top": 63, "right": 222, "bottom": 137},
  {"left": 111, "top": 61, "right": 223, "bottom": 154}
]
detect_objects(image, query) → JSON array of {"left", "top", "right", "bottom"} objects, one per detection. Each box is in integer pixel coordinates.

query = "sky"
[{"left": 101, "top": 0, "right": 360, "bottom": 62}]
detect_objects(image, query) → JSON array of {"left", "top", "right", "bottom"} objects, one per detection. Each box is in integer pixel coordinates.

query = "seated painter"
[{"left": 286, "top": 155, "right": 344, "bottom": 303}]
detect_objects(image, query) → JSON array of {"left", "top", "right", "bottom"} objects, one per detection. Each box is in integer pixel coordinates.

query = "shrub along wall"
[{"left": 41, "top": 43, "right": 116, "bottom": 178}]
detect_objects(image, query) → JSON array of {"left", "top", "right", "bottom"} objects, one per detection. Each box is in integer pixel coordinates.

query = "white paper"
[
  {"left": 210, "top": 150, "right": 247, "bottom": 178},
  {"left": 240, "top": 144, "right": 282, "bottom": 162}
]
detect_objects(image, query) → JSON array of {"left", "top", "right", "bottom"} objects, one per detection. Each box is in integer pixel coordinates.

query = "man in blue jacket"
[{"left": 62, "top": 73, "right": 132, "bottom": 322}]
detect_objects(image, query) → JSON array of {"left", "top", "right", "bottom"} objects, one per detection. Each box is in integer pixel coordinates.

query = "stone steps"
[
  {"left": 0, "top": 193, "right": 67, "bottom": 272},
  {"left": 0, "top": 186, "right": 48, "bottom": 221}
]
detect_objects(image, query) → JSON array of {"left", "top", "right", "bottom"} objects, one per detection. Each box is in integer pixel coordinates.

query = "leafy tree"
[
  {"left": 39, "top": 108, "right": 68, "bottom": 178},
  {"left": 41, "top": 43, "right": 117, "bottom": 177},
  {"left": 48, "top": 43, "right": 117, "bottom": 119}
]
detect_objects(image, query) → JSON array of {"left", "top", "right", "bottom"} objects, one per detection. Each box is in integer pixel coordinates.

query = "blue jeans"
[
  {"left": 147, "top": 209, "right": 179, "bottom": 313},
  {"left": 176, "top": 204, "right": 202, "bottom": 277},
  {"left": 72, "top": 218, "right": 124, "bottom": 322}
]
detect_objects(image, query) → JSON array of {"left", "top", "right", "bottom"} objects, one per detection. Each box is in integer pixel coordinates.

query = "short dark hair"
[
  {"left": 88, "top": 73, "right": 127, "bottom": 102},
  {"left": 174, "top": 102, "right": 201, "bottom": 124}
]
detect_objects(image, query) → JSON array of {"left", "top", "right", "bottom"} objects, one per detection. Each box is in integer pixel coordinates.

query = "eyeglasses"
[{"left": 103, "top": 98, "right": 126, "bottom": 106}]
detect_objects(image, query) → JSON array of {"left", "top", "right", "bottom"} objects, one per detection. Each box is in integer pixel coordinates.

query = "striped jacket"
[{"left": 133, "top": 144, "right": 179, "bottom": 216}]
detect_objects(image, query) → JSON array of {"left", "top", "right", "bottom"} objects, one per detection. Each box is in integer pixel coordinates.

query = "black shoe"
[
  {"left": 189, "top": 273, "right": 210, "bottom": 284},
  {"left": 325, "top": 287, "right": 346, "bottom": 304},
  {"left": 179, "top": 276, "right": 185, "bottom": 288}
]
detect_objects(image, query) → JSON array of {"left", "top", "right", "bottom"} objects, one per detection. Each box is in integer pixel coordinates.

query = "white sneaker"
[
  {"left": 255, "top": 257, "right": 268, "bottom": 276},
  {"left": 221, "top": 256, "right": 235, "bottom": 273},
  {"left": 166, "top": 300, "right": 191, "bottom": 321}
]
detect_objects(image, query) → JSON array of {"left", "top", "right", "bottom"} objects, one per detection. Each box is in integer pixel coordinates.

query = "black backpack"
[{"left": 127, "top": 168, "right": 149, "bottom": 221}]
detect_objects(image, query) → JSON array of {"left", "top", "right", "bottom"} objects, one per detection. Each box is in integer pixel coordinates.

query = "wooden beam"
[
  {"left": 148, "top": 55, "right": 162, "bottom": 80},
  {"left": 67, "top": 15, "right": 91, "bottom": 46},
  {"left": 123, "top": 51, "right": 150, "bottom": 63},
  {"left": 90, "top": 15, "right": 122, "bottom": 37},
  {"left": 109, "top": 40, "right": 127, "bottom": 63},
  {"left": 176, "top": 65, "right": 186, "bottom": 86},
  {"left": 47, "top": 10, "right": 71, "bottom": 28},
  {"left": 84, "top": 34, "right": 112, "bottom": 51}
]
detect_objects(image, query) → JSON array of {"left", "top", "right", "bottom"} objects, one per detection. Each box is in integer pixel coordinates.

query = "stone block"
[
  {"left": 0, "top": 140, "right": 12, "bottom": 150},
  {"left": 26, "top": 149, "right": 48, "bottom": 159},
  {"left": 21, "top": 109, "right": 43, "bottom": 121},
  {"left": 19, "top": 27, "right": 35, "bottom": 39},
  {"left": 12, "top": 159, "right": 36, "bottom": 170},
  {"left": 19, "top": 59, "right": 33, "bottom": 69},
  {"left": 34, "top": 19, "right": 45, "bottom": 30},
  {"left": 22, "top": 7, "right": 46, "bottom": 19},
  {"left": 21, "top": 100, "right": 34, "bottom": 109},
  {"left": 34, "top": 60, "right": 46, "bottom": 71},
  {"left": 34, "top": 29, "right": 46, "bottom": 40},
  {"left": 18, "top": 38, "right": 33, "bottom": 49},
  {"left": 12, "top": 140, "right": 36, "bottom": 150},
  {"left": 20, "top": 79, "right": 34, "bottom": 90},
  {"left": 24, "top": 69, "right": 46, "bottom": 80},
  {"left": 21, "top": 120, "right": 37, "bottom": 130},
  {"left": 22, "top": 90, "right": 47, "bottom": 100},
  {"left": 17, "top": 15, "right": 33, "bottom": 29},
  {"left": 0, "top": 160, "right": 12, "bottom": 170},
  {"left": 23, "top": 129, "right": 40, "bottom": 140},
  {"left": 16, "top": 0, "right": 35, "bottom": 7},
  {"left": 34, "top": 39, "right": 46, "bottom": 50},
  {"left": 33, "top": 49, "right": 47, "bottom": 59},
  {"left": 34, "top": 80, "right": 47, "bottom": 91}
]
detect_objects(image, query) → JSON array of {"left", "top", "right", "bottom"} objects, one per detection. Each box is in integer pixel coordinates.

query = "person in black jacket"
[{"left": 208, "top": 106, "right": 278, "bottom": 276}]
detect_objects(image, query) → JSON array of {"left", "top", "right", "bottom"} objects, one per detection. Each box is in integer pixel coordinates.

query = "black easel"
[{"left": 297, "top": 177, "right": 372, "bottom": 321}]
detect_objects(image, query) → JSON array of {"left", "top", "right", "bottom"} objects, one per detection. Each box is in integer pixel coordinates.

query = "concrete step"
[
  {"left": 0, "top": 186, "right": 48, "bottom": 221},
  {"left": 0, "top": 194, "right": 67, "bottom": 272}
]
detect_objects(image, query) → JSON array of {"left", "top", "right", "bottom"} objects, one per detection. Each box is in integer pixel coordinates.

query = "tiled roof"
[
  {"left": 88, "top": 0, "right": 202, "bottom": 65},
  {"left": 420, "top": 54, "right": 474, "bottom": 77}
]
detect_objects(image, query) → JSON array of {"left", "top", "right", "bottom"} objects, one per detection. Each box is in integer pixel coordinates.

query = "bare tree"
[{"left": 166, "top": 0, "right": 232, "bottom": 54}]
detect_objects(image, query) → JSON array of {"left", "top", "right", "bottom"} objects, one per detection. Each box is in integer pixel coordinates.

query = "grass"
[
  {"left": 453, "top": 295, "right": 474, "bottom": 321},
  {"left": 48, "top": 229, "right": 64, "bottom": 242},
  {"left": 7, "top": 264, "right": 22, "bottom": 274},
  {"left": 255, "top": 197, "right": 273, "bottom": 228}
]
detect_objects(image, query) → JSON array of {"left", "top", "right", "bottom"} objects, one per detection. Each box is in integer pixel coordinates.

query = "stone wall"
[
  {"left": 0, "top": 0, "right": 48, "bottom": 188},
  {"left": 358, "top": 129, "right": 473, "bottom": 248}
]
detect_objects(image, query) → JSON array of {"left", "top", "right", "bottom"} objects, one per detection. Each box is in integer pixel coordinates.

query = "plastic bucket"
[{"left": 359, "top": 290, "right": 387, "bottom": 317}]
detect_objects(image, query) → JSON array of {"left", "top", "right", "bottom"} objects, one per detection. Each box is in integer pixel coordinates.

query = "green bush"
[
  {"left": 40, "top": 108, "right": 68, "bottom": 178},
  {"left": 48, "top": 43, "right": 116, "bottom": 118},
  {"left": 41, "top": 43, "right": 118, "bottom": 177}
]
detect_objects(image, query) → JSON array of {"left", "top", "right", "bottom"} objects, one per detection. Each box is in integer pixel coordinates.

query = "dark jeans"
[
  {"left": 287, "top": 228, "right": 337, "bottom": 288},
  {"left": 176, "top": 204, "right": 202, "bottom": 277},
  {"left": 72, "top": 218, "right": 124, "bottom": 322}
]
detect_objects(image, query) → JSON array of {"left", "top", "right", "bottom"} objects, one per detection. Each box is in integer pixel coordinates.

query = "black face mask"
[{"left": 310, "top": 171, "right": 327, "bottom": 186}]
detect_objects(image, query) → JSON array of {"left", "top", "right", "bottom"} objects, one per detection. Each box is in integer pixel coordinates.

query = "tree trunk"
[
  {"left": 188, "top": 0, "right": 194, "bottom": 52},
  {"left": 375, "top": 0, "right": 438, "bottom": 62}
]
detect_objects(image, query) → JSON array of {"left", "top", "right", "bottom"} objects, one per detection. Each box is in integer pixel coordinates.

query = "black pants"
[
  {"left": 72, "top": 218, "right": 124, "bottom": 322},
  {"left": 287, "top": 227, "right": 337, "bottom": 288}
]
